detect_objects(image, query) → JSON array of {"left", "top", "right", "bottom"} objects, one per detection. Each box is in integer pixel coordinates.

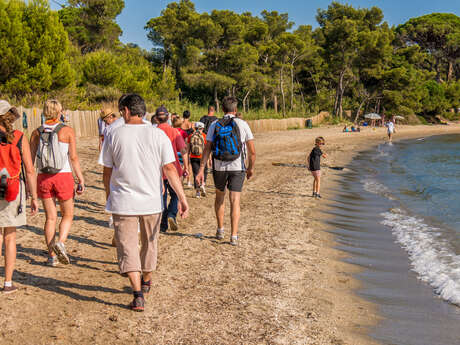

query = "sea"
[{"left": 324, "top": 134, "right": 460, "bottom": 345}]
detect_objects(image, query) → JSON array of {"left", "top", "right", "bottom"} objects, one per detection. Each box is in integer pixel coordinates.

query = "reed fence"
[{"left": 13, "top": 107, "right": 329, "bottom": 137}]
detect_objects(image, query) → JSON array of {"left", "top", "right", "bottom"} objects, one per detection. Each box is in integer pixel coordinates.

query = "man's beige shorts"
[{"left": 113, "top": 213, "right": 161, "bottom": 274}]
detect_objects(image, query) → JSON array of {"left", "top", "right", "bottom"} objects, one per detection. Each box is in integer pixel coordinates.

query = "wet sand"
[{"left": 1, "top": 124, "right": 459, "bottom": 344}]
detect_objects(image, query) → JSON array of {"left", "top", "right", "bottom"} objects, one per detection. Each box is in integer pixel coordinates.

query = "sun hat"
[
  {"left": 155, "top": 105, "right": 169, "bottom": 117},
  {"left": 194, "top": 121, "right": 205, "bottom": 129},
  {"left": 0, "top": 100, "right": 12, "bottom": 116},
  {"left": 100, "top": 107, "right": 115, "bottom": 119}
]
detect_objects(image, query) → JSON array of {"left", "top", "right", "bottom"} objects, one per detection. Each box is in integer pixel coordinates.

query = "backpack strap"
[{"left": 11, "top": 130, "right": 23, "bottom": 147}]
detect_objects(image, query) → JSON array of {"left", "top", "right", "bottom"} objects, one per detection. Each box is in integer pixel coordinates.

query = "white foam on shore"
[
  {"left": 363, "top": 179, "right": 396, "bottom": 200},
  {"left": 381, "top": 209, "right": 460, "bottom": 306}
]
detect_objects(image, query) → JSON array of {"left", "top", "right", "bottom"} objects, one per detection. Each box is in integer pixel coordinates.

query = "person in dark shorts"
[
  {"left": 196, "top": 97, "right": 256, "bottom": 246},
  {"left": 308, "top": 136, "right": 327, "bottom": 198}
]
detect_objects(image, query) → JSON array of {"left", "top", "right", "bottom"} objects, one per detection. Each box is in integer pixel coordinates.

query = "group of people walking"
[{"left": 0, "top": 94, "right": 256, "bottom": 312}]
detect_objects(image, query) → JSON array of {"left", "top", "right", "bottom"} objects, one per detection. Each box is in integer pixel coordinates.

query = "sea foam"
[{"left": 381, "top": 209, "right": 460, "bottom": 306}]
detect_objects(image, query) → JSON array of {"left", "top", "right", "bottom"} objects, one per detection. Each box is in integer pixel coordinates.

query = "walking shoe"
[
  {"left": 230, "top": 236, "right": 238, "bottom": 246},
  {"left": 129, "top": 297, "right": 145, "bottom": 312},
  {"left": 168, "top": 217, "right": 178, "bottom": 231},
  {"left": 141, "top": 278, "right": 151, "bottom": 294},
  {"left": 195, "top": 191, "right": 201, "bottom": 198},
  {"left": 316, "top": 194, "right": 322, "bottom": 199},
  {"left": 52, "top": 242, "right": 70, "bottom": 265},
  {"left": 47, "top": 256, "right": 59, "bottom": 267},
  {"left": 216, "top": 228, "right": 224, "bottom": 240},
  {"left": 3, "top": 285, "right": 18, "bottom": 294},
  {"left": 312, "top": 192, "right": 317, "bottom": 197},
  {"left": 200, "top": 185, "right": 206, "bottom": 197}
]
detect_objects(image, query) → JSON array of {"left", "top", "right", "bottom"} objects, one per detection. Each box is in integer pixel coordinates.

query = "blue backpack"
[{"left": 212, "top": 117, "right": 242, "bottom": 161}]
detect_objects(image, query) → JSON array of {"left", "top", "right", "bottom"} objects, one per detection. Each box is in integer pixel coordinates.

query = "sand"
[{"left": 1, "top": 124, "right": 459, "bottom": 345}]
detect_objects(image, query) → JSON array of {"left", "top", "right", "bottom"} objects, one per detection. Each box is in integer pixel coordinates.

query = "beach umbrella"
[
  {"left": 364, "top": 113, "right": 381, "bottom": 120},
  {"left": 394, "top": 115, "right": 404, "bottom": 120}
]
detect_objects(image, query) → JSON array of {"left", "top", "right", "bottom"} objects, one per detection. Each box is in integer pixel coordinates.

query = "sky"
[{"left": 50, "top": 0, "right": 459, "bottom": 49}]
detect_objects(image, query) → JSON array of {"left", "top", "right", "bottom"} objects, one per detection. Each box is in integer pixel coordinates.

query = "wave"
[
  {"left": 381, "top": 209, "right": 460, "bottom": 306},
  {"left": 363, "top": 179, "right": 396, "bottom": 200}
]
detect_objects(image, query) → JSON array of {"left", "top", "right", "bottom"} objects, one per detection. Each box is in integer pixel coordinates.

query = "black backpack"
[{"left": 200, "top": 115, "right": 217, "bottom": 134}]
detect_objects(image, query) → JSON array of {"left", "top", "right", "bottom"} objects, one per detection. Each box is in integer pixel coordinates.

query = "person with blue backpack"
[{"left": 195, "top": 96, "right": 256, "bottom": 246}]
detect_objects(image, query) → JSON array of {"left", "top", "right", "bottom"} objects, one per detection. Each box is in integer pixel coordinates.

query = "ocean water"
[{"left": 324, "top": 135, "right": 460, "bottom": 345}]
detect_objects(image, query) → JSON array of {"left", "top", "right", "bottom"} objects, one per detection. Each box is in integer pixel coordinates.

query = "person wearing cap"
[
  {"left": 187, "top": 122, "right": 207, "bottom": 198},
  {"left": 100, "top": 94, "right": 189, "bottom": 311},
  {"left": 98, "top": 108, "right": 117, "bottom": 151},
  {"left": 155, "top": 105, "right": 189, "bottom": 232},
  {"left": 0, "top": 101, "right": 39, "bottom": 293}
]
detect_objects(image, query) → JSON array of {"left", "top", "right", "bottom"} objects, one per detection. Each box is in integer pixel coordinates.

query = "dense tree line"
[{"left": 0, "top": 0, "right": 458, "bottom": 120}]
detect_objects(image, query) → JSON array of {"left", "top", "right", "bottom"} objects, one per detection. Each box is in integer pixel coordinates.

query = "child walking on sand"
[{"left": 308, "top": 137, "right": 327, "bottom": 198}]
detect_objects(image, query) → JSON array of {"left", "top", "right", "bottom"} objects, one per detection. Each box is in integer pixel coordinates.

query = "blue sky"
[{"left": 51, "top": 0, "right": 459, "bottom": 49}]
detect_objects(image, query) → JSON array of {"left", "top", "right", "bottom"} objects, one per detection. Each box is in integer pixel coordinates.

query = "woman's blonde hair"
[
  {"left": 172, "top": 117, "right": 183, "bottom": 128},
  {"left": 43, "top": 99, "right": 63, "bottom": 120}
]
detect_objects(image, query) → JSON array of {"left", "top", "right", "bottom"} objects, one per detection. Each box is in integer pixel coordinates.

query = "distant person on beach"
[
  {"left": 385, "top": 119, "right": 395, "bottom": 142},
  {"left": 199, "top": 106, "right": 217, "bottom": 134},
  {"left": 181, "top": 110, "right": 193, "bottom": 136},
  {"left": 30, "top": 99, "right": 85, "bottom": 267},
  {"left": 0, "top": 101, "right": 38, "bottom": 293},
  {"left": 155, "top": 106, "right": 189, "bottom": 232},
  {"left": 187, "top": 122, "right": 207, "bottom": 198},
  {"left": 196, "top": 96, "right": 256, "bottom": 246},
  {"left": 100, "top": 94, "right": 189, "bottom": 311},
  {"left": 308, "top": 137, "right": 327, "bottom": 199},
  {"left": 98, "top": 108, "right": 117, "bottom": 151}
]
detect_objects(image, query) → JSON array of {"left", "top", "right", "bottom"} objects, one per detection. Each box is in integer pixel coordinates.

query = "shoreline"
[{"left": 315, "top": 124, "right": 460, "bottom": 344}]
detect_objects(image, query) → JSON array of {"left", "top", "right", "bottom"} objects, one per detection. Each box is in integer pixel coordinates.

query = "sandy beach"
[{"left": 1, "top": 123, "right": 460, "bottom": 345}]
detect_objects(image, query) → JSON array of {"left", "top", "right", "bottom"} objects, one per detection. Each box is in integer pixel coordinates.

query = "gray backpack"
[{"left": 37, "top": 124, "right": 67, "bottom": 174}]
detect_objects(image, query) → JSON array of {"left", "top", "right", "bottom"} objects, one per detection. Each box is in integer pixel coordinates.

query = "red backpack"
[{"left": 0, "top": 130, "right": 23, "bottom": 202}]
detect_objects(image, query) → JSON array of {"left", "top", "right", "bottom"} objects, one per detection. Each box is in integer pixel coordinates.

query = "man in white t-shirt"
[
  {"left": 385, "top": 118, "right": 395, "bottom": 142},
  {"left": 196, "top": 96, "right": 256, "bottom": 246},
  {"left": 100, "top": 94, "right": 189, "bottom": 312}
]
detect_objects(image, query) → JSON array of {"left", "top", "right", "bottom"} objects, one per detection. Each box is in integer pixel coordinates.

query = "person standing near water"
[
  {"left": 100, "top": 94, "right": 189, "bottom": 311},
  {"left": 386, "top": 118, "right": 395, "bottom": 142},
  {"left": 30, "top": 99, "right": 85, "bottom": 267},
  {"left": 308, "top": 137, "right": 327, "bottom": 199},
  {"left": 0, "top": 101, "right": 38, "bottom": 293},
  {"left": 196, "top": 96, "right": 256, "bottom": 246}
]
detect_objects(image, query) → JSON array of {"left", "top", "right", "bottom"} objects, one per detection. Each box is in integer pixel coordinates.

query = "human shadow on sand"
[
  {"left": 19, "top": 224, "right": 111, "bottom": 250},
  {"left": 85, "top": 184, "right": 105, "bottom": 192},
  {"left": 161, "top": 231, "right": 232, "bottom": 245},
  {"left": 246, "top": 188, "right": 311, "bottom": 198},
  {"left": 1, "top": 268, "right": 128, "bottom": 308}
]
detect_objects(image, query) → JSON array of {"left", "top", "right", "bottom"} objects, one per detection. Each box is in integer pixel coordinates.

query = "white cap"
[
  {"left": 195, "top": 121, "right": 205, "bottom": 129},
  {"left": 0, "top": 100, "right": 12, "bottom": 116}
]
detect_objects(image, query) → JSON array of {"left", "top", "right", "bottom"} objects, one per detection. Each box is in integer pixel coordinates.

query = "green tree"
[
  {"left": 397, "top": 13, "right": 460, "bottom": 82},
  {"left": 59, "top": 0, "right": 125, "bottom": 53}
]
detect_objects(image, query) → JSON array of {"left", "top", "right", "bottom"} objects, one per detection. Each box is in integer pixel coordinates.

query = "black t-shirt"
[
  {"left": 199, "top": 115, "right": 217, "bottom": 134},
  {"left": 309, "top": 146, "right": 323, "bottom": 171}
]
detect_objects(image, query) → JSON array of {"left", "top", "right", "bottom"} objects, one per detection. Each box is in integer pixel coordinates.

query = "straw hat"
[{"left": 100, "top": 107, "right": 115, "bottom": 119}]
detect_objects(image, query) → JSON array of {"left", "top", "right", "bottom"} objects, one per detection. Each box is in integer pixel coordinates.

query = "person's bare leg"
[
  {"left": 0, "top": 228, "right": 3, "bottom": 258},
  {"left": 229, "top": 191, "right": 241, "bottom": 237},
  {"left": 316, "top": 177, "right": 321, "bottom": 195},
  {"left": 42, "top": 198, "right": 58, "bottom": 255},
  {"left": 142, "top": 272, "right": 152, "bottom": 283},
  {"left": 127, "top": 271, "right": 141, "bottom": 291},
  {"left": 3, "top": 227, "right": 16, "bottom": 282},
  {"left": 312, "top": 178, "right": 317, "bottom": 195},
  {"left": 58, "top": 198, "right": 74, "bottom": 244},
  {"left": 215, "top": 189, "right": 226, "bottom": 229}
]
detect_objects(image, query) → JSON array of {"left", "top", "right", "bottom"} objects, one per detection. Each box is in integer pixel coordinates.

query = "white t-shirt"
[
  {"left": 99, "top": 124, "right": 175, "bottom": 215},
  {"left": 386, "top": 121, "right": 395, "bottom": 133},
  {"left": 206, "top": 114, "right": 254, "bottom": 171}
]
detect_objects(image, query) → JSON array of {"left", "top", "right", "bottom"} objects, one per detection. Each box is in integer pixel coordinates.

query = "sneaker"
[
  {"left": 3, "top": 285, "right": 18, "bottom": 294},
  {"left": 230, "top": 236, "right": 238, "bottom": 246},
  {"left": 168, "top": 217, "right": 178, "bottom": 231},
  {"left": 195, "top": 191, "right": 201, "bottom": 199},
  {"left": 216, "top": 228, "right": 224, "bottom": 240},
  {"left": 141, "top": 278, "right": 151, "bottom": 294},
  {"left": 316, "top": 194, "right": 322, "bottom": 199},
  {"left": 47, "top": 256, "right": 59, "bottom": 267},
  {"left": 200, "top": 185, "right": 206, "bottom": 197},
  {"left": 312, "top": 192, "right": 317, "bottom": 197},
  {"left": 52, "top": 242, "right": 70, "bottom": 265},
  {"left": 129, "top": 297, "right": 145, "bottom": 312},
  {"left": 187, "top": 182, "right": 192, "bottom": 189}
]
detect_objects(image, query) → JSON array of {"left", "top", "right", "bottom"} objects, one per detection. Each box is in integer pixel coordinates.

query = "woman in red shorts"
[{"left": 30, "top": 99, "right": 85, "bottom": 267}]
